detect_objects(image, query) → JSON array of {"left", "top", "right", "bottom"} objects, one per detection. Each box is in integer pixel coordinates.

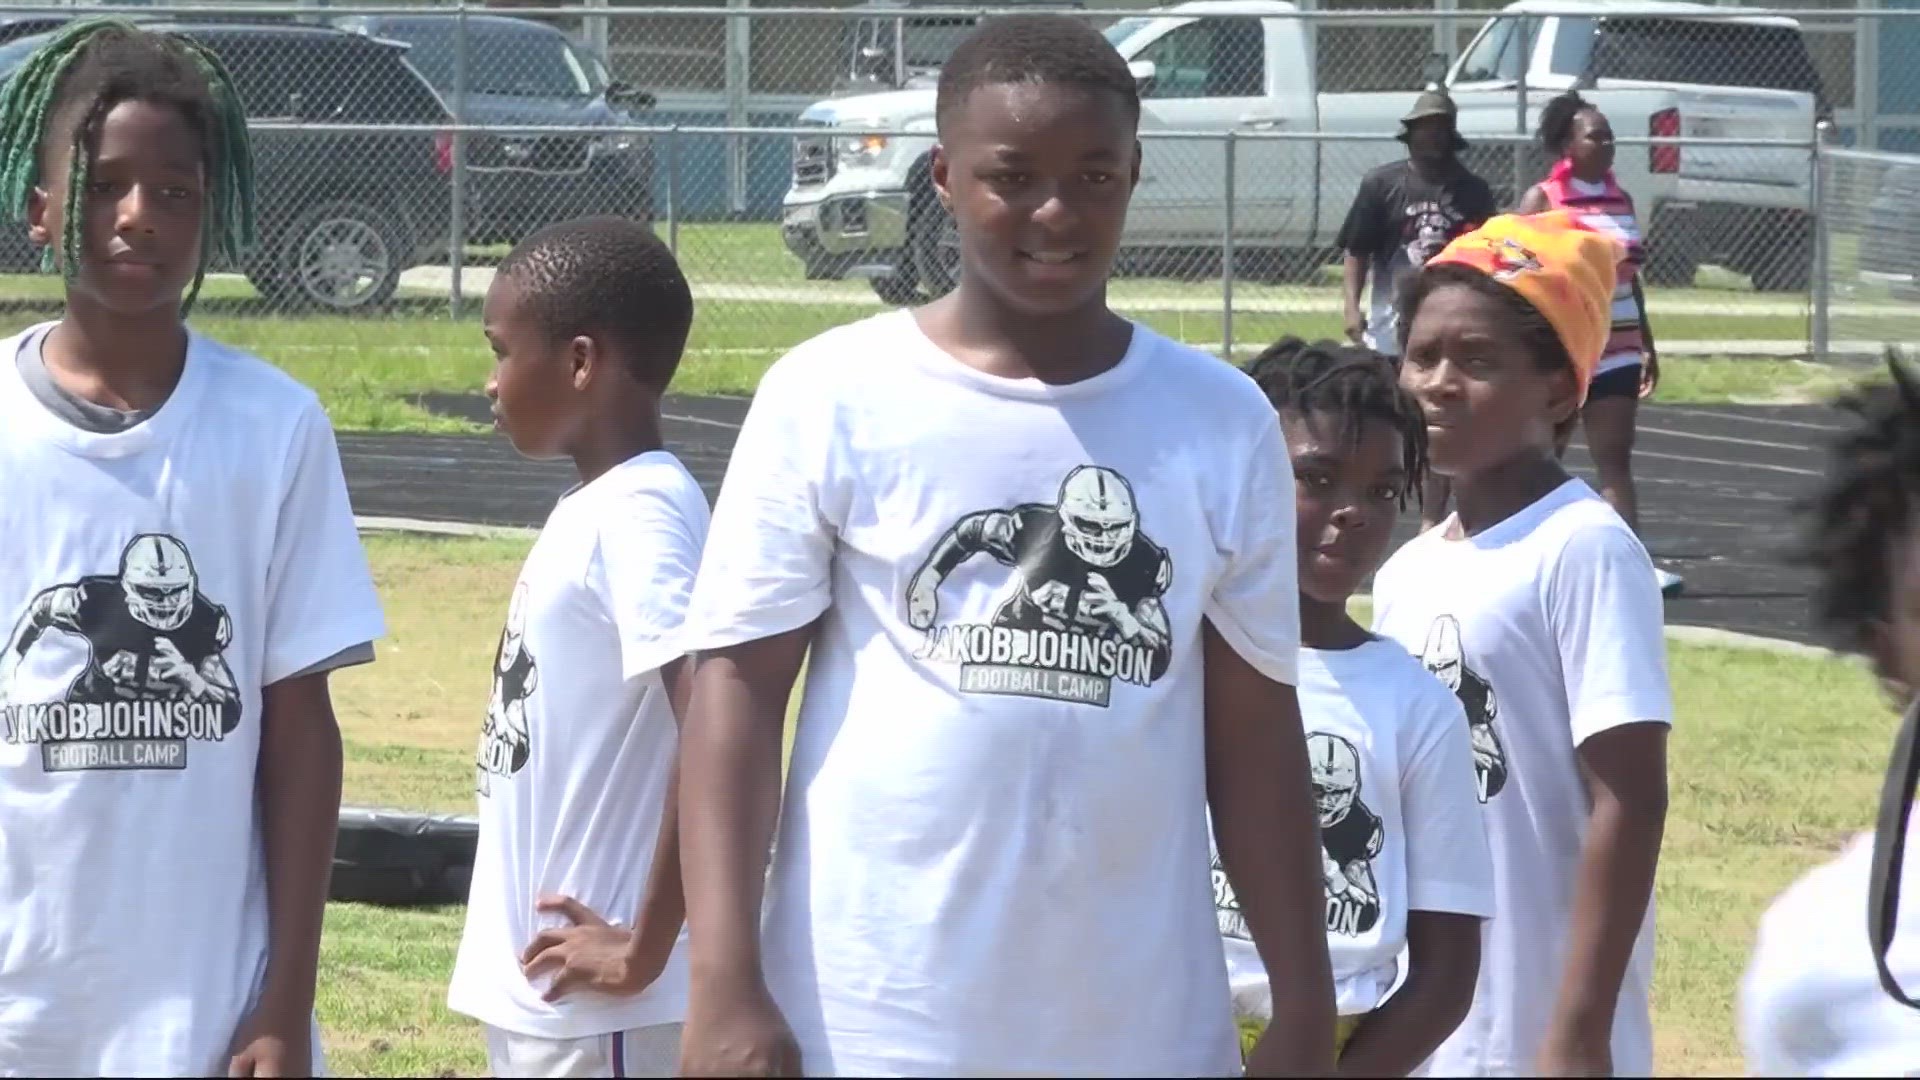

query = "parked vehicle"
[
  {"left": 333, "top": 13, "right": 658, "bottom": 243},
  {"left": 0, "top": 19, "right": 455, "bottom": 311},
  {"left": 1440, "top": 0, "right": 1826, "bottom": 290},
  {"left": 830, "top": 0, "right": 1084, "bottom": 96},
  {"left": 780, "top": 0, "right": 1824, "bottom": 304}
]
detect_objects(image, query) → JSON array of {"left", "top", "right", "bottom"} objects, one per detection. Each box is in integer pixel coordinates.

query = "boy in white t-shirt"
[
  {"left": 1739, "top": 353, "right": 1920, "bottom": 1075},
  {"left": 672, "top": 14, "right": 1336, "bottom": 1079},
  {"left": 446, "top": 216, "right": 711, "bottom": 1079},
  {"left": 0, "top": 19, "right": 386, "bottom": 1076},
  {"left": 1216, "top": 337, "right": 1495, "bottom": 1074},
  {"left": 1371, "top": 212, "right": 1673, "bottom": 1077}
]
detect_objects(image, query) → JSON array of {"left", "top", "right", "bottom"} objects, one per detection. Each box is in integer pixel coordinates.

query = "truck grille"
[
  {"left": 793, "top": 123, "right": 833, "bottom": 187},
  {"left": 470, "top": 135, "right": 591, "bottom": 174}
]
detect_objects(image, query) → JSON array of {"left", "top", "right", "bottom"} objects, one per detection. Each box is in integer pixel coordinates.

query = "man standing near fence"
[{"left": 1339, "top": 88, "right": 1496, "bottom": 358}]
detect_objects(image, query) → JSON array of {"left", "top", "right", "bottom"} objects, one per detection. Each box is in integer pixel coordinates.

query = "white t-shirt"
[
  {"left": 1741, "top": 821, "right": 1920, "bottom": 1076},
  {"left": 1214, "top": 639, "right": 1496, "bottom": 1021},
  {"left": 1370, "top": 478, "right": 1672, "bottom": 1077},
  {"left": 448, "top": 451, "right": 710, "bottom": 1040},
  {"left": 681, "top": 310, "right": 1302, "bottom": 1077},
  {"left": 0, "top": 324, "right": 386, "bottom": 1076}
]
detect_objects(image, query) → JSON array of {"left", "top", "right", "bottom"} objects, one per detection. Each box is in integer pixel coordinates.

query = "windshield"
[
  {"left": 1102, "top": 17, "right": 1155, "bottom": 52},
  {"left": 1568, "top": 17, "right": 1824, "bottom": 95},
  {"left": 854, "top": 16, "right": 979, "bottom": 69},
  {"left": 380, "top": 21, "right": 602, "bottom": 98}
]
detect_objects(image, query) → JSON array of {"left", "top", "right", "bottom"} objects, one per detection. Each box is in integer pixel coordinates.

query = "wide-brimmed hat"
[{"left": 1398, "top": 88, "right": 1469, "bottom": 152}]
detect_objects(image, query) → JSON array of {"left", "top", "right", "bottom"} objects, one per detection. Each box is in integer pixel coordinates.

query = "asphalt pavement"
[{"left": 338, "top": 392, "right": 1845, "bottom": 648}]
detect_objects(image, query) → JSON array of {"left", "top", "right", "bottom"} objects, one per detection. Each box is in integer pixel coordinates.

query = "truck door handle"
[{"left": 1239, "top": 113, "right": 1287, "bottom": 130}]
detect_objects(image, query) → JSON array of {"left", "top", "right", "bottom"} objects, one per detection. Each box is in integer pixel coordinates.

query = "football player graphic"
[
  {"left": 1312, "top": 733, "right": 1385, "bottom": 936},
  {"left": 905, "top": 465, "right": 1174, "bottom": 682},
  {"left": 1420, "top": 615, "right": 1508, "bottom": 802},
  {"left": 0, "top": 534, "right": 239, "bottom": 730},
  {"left": 477, "top": 581, "right": 537, "bottom": 791}
]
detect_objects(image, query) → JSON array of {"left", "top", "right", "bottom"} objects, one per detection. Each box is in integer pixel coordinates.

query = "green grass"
[
  {"left": 320, "top": 532, "right": 1894, "bottom": 1077},
  {"left": 0, "top": 222, "right": 1892, "bottom": 431}
]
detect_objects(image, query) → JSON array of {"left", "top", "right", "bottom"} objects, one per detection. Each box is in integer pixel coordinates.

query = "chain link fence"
[
  {"left": 0, "top": 3, "right": 1856, "bottom": 409},
  {"left": 1816, "top": 144, "right": 1920, "bottom": 361}
]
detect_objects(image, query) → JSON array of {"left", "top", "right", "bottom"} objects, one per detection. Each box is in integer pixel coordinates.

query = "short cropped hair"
[
  {"left": 934, "top": 13, "right": 1139, "bottom": 136},
  {"left": 495, "top": 215, "right": 693, "bottom": 390}
]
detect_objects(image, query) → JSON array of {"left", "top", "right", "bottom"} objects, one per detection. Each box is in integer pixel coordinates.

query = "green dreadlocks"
[{"left": 0, "top": 16, "right": 257, "bottom": 317}]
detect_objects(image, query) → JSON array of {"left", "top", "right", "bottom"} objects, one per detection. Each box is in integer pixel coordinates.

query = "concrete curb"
[
  {"left": 355, "top": 515, "right": 537, "bottom": 540},
  {"left": 358, "top": 516, "right": 1847, "bottom": 663}
]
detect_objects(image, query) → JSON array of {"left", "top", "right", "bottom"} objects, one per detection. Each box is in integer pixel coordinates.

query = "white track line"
[
  {"left": 664, "top": 412, "right": 745, "bottom": 430},
  {"left": 1652, "top": 404, "right": 1845, "bottom": 433},
  {"left": 1634, "top": 424, "right": 1820, "bottom": 454},
  {"left": 1630, "top": 448, "right": 1822, "bottom": 478}
]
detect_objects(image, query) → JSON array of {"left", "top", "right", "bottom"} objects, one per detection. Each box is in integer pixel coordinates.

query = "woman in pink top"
[{"left": 1518, "top": 91, "right": 1682, "bottom": 598}]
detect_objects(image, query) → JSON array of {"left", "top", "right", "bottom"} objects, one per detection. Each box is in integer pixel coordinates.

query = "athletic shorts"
[
  {"left": 1585, "top": 363, "right": 1643, "bottom": 401},
  {"left": 484, "top": 1022, "right": 683, "bottom": 1079},
  {"left": 1236, "top": 1013, "right": 1364, "bottom": 1063}
]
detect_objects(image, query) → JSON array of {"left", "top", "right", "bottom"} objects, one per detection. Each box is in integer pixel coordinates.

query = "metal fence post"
[
  {"left": 449, "top": 0, "right": 468, "bottom": 318},
  {"left": 1222, "top": 131, "right": 1237, "bottom": 363},
  {"left": 1811, "top": 120, "right": 1833, "bottom": 362},
  {"left": 666, "top": 125, "right": 680, "bottom": 257}
]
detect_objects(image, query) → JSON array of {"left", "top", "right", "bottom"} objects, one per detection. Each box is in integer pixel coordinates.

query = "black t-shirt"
[{"left": 1336, "top": 159, "right": 1497, "bottom": 354}]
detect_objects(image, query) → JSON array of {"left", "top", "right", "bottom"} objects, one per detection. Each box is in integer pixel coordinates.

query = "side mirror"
[
  {"left": 1128, "top": 59, "right": 1157, "bottom": 95},
  {"left": 607, "top": 80, "right": 655, "bottom": 111},
  {"left": 856, "top": 44, "right": 892, "bottom": 81},
  {"left": 1421, "top": 51, "right": 1449, "bottom": 87}
]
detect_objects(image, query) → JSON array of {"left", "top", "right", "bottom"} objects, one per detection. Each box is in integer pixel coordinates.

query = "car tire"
[
  {"left": 869, "top": 268, "right": 921, "bottom": 306},
  {"left": 331, "top": 805, "right": 478, "bottom": 907},
  {"left": 255, "top": 199, "right": 408, "bottom": 313}
]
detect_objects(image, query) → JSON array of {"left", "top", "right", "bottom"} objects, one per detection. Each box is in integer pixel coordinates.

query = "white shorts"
[{"left": 483, "top": 1023, "right": 683, "bottom": 1079}]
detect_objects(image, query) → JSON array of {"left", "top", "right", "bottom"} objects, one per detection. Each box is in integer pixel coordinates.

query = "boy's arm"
[
  {"left": 228, "top": 672, "right": 345, "bottom": 1077},
  {"left": 1538, "top": 528, "right": 1673, "bottom": 1076},
  {"left": 1541, "top": 723, "right": 1668, "bottom": 1075},
  {"left": 626, "top": 654, "right": 693, "bottom": 965},
  {"left": 1334, "top": 911, "right": 1482, "bottom": 1076},
  {"left": 522, "top": 656, "right": 697, "bottom": 999},
  {"left": 679, "top": 626, "right": 813, "bottom": 1077},
  {"left": 1203, "top": 620, "right": 1337, "bottom": 1077},
  {"left": 232, "top": 399, "right": 387, "bottom": 1077}
]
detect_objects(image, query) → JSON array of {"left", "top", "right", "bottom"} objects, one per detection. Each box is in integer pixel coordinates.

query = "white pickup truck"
[{"left": 779, "top": 0, "right": 1822, "bottom": 304}]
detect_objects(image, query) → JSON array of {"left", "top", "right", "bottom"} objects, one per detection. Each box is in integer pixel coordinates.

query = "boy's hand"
[
  {"left": 226, "top": 1000, "right": 311, "bottom": 1078},
  {"left": 681, "top": 980, "right": 804, "bottom": 1077},
  {"left": 521, "top": 894, "right": 673, "bottom": 1002}
]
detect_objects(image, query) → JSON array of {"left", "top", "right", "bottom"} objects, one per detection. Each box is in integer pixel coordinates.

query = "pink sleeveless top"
[{"left": 1540, "top": 158, "right": 1645, "bottom": 372}]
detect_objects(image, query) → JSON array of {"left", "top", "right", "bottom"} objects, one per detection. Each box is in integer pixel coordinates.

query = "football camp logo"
[
  {"left": 0, "top": 534, "right": 240, "bottom": 772},
  {"left": 475, "top": 581, "right": 537, "bottom": 796},
  {"left": 1213, "top": 732, "right": 1387, "bottom": 941},
  {"left": 1421, "top": 615, "right": 1508, "bottom": 803},
  {"left": 906, "top": 465, "right": 1174, "bottom": 707}
]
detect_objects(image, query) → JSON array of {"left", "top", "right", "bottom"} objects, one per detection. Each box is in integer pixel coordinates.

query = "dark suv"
[
  {"left": 0, "top": 20, "right": 454, "bottom": 311},
  {"left": 334, "top": 13, "right": 656, "bottom": 243}
]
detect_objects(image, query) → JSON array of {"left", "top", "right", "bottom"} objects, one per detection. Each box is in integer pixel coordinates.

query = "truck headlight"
[{"left": 836, "top": 133, "right": 888, "bottom": 165}]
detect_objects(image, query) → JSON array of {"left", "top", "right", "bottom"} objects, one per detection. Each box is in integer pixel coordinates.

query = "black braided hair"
[
  {"left": 495, "top": 215, "right": 693, "bottom": 390},
  {"left": 935, "top": 13, "right": 1139, "bottom": 137},
  {"left": 1798, "top": 351, "right": 1920, "bottom": 657},
  {"left": 0, "top": 17, "right": 256, "bottom": 317},
  {"left": 1538, "top": 90, "right": 1598, "bottom": 158},
  {"left": 1243, "top": 336, "right": 1430, "bottom": 509}
]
